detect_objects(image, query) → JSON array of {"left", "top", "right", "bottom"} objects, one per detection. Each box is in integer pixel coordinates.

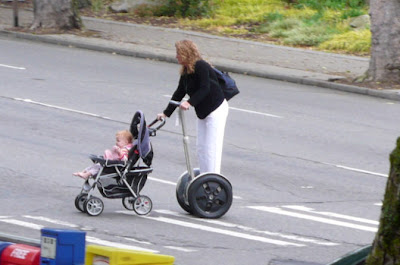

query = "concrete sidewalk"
[{"left": 1, "top": 6, "right": 400, "bottom": 101}]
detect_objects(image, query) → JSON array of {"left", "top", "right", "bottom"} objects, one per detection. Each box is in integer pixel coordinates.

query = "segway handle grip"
[{"left": 169, "top": 100, "right": 181, "bottom": 107}]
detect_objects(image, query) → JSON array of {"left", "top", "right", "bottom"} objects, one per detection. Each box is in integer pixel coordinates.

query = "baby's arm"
[{"left": 120, "top": 148, "right": 130, "bottom": 161}]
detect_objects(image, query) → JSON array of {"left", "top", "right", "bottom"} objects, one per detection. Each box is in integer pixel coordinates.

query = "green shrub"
[
  {"left": 264, "top": 12, "right": 285, "bottom": 22},
  {"left": 91, "top": 0, "right": 104, "bottom": 12},
  {"left": 283, "top": 23, "right": 336, "bottom": 46},
  {"left": 292, "top": 0, "right": 366, "bottom": 10},
  {"left": 258, "top": 18, "right": 300, "bottom": 36},
  {"left": 340, "top": 8, "right": 366, "bottom": 19},
  {"left": 156, "top": 0, "right": 213, "bottom": 18},
  {"left": 319, "top": 29, "right": 371, "bottom": 53}
]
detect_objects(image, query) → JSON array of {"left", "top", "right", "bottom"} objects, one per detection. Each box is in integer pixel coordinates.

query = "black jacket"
[{"left": 163, "top": 60, "right": 225, "bottom": 119}]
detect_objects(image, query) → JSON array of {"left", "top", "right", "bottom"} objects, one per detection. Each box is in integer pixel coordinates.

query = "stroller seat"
[{"left": 89, "top": 154, "right": 126, "bottom": 167}]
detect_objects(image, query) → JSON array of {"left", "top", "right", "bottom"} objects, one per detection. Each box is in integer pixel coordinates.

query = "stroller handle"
[{"left": 148, "top": 118, "right": 166, "bottom": 136}]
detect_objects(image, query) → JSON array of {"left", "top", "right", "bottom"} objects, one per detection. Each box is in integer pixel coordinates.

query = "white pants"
[{"left": 196, "top": 100, "right": 229, "bottom": 174}]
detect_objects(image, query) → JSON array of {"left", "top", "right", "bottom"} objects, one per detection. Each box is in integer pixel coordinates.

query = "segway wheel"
[
  {"left": 176, "top": 174, "right": 192, "bottom": 214},
  {"left": 122, "top": 196, "right": 135, "bottom": 211},
  {"left": 133, "top": 195, "right": 152, "bottom": 215},
  {"left": 188, "top": 174, "right": 233, "bottom": 219},
  {"left": 84, "top": 196, "right": 104, "bottom": 216},
  {"left": 74, "top": 194, "right": 88, "bottom": 212},
  {"left": 176, "top": 169, "right": 200, "bottom": 214}
]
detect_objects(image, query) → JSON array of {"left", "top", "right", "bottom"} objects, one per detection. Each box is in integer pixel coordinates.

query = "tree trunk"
[
  {"left": 366, "top": 137, "right": 400, "bottom": 265},
  {"left": 366, "top": 0, "right": 400, "bottom": 82},
  {"left": 31, "top": 0, "right": 81, "bottom": 30}
]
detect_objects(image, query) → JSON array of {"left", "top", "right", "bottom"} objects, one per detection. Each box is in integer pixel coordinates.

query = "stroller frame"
[{"left": 74, "top": 111, "right": 165, "bottom": 216}]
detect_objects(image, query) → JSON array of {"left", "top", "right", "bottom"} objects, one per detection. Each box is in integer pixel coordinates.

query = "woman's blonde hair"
[
  {"left": 116, "top": 130, "right": 133, "bottom": 143},
  {"left": 175, "top": 39, "right": 202, "bottom": 74}
]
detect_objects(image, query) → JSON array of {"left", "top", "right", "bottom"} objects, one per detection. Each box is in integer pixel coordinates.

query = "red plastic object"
[{"left": 0, "top": 244, "right": 40, "bottom": 265}]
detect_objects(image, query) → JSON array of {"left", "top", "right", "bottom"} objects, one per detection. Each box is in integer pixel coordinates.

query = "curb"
[
  {"left": 0, "top": 232, "right": 40, "bottom": 247},
  {"left": 2, "top": 29, "right": 400, "bottom": 102}
]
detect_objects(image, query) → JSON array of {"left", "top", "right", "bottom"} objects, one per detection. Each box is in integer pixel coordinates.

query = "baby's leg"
[{"left": 73, "top": 170, "right": 91, "bottom": 179}]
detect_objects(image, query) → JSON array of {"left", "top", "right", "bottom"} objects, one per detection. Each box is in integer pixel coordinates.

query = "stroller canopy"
[{"left": 130, "top": 110, "right": 151, "bottom": 159}]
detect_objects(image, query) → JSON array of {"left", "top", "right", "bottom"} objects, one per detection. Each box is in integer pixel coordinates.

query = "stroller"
[{"left": 74, "top": 110, "right": 165, "bottom": 216}]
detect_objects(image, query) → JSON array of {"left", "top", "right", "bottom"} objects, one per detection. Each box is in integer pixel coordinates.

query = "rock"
[
  {"left": 109, "top": 0, "right": 159, "bottom": 13},
  {"left": 350, "top": 14, "right": 370, "bottom": 29}
]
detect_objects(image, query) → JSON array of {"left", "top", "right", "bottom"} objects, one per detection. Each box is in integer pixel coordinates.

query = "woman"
[{"left": 157, "top": 39, "right": 229, "bottom": 174}]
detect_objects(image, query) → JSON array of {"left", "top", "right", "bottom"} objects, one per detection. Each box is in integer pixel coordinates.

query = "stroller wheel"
[
  {"left": 122, "top": 196, "right": 135, "bottom": 211},
  {"left": 84, "top": 196, "right": 104, "bottom": 216},
  {"left": 133, "top": 195, "right": 152, "bottom": 215},
  {"left": 74, "top": 194, "right": 88, "bottom": 212},
  {"left": 187, "top": 173, "right": 233, "bottom": 219}
]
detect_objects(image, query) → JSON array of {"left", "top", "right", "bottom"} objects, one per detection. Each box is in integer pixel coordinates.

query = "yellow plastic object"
[{"left": 85, "top": 245, "right": 175, "bottom": 265}]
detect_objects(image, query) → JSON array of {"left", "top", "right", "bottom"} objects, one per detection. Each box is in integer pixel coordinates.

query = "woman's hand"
[
  {"left": 157, "top": 113, "right": 167, "bottom": 120},
  {"left": 180, "top": 101, "right": 191, "bottom": 110}
]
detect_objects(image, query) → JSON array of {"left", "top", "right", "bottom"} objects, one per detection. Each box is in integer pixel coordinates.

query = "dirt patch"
[
  {"left": 335, "top": 77, "right": 400, "bottom": 90},
  {"left": 7, "top": 25, "right": 103, "bottom": 38}
]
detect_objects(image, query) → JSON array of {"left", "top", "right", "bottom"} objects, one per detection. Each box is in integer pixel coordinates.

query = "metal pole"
[
  {"left": 13, "top": 0, "right": 18, "bottom": 27},
  {"left": 178, "top": 108, "right": 195, "bottom": 180}
]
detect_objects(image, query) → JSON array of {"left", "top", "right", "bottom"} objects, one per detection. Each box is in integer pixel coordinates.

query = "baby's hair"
[{"left": 116, "top": 130, "right": 133, "bottom": 143}]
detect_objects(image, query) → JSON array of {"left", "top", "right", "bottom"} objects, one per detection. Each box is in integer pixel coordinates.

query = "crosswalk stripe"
[
  {"left": 247, "top": 206, "right": 377, "bottom": 232},
  {"left": 155, "top": 209, "right": 338, "bottom": 246},
  {"left": 118, "top": 211, "right": 304, "bottom": 247},
  {"left": 281, "top": 206, "right": 379, "bottom": 225}
]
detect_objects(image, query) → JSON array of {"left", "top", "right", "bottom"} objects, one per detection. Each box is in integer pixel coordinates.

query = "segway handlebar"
[{"left": 167, "top": 100, "right": 194, "bottom": 179}]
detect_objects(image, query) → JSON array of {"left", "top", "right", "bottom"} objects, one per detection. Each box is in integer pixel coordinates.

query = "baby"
[{"left": 73, "top": 130, "right": 134, "bottom": 179}]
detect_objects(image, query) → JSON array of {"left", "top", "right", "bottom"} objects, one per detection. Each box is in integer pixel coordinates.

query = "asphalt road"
[{"left": 1, "top": 36, "right": 399, "bottom": 265}]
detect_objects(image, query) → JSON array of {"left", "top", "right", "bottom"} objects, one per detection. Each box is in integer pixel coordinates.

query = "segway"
[{"left": 170, "top": 100, "right": 233, "bottom": 219}]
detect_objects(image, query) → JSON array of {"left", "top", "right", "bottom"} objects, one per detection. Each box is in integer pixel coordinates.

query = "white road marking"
[
  {"left": 282, "top": 206, "right": 379, "bottom": 225},
  {"left": 163, "top": 95, "right": 282, "bottom": 118},
  {"left": 334, "top": 165, "right": 387, "bottom": 178},
  {"left": 23, "top": 215, "right": 79, "bottom": 228},
  {"left": 164, "top": 246, "right": 196, "bottom": 252},
  {"left": 229, "top": 106, "right": 283, "bottom": 118},
  {"left": 118, "top": 211, "right": 304, "bottom": 247},
  {"left": 11, "top": 98, "right": 115, "bottom": 121},
  {"left": 148, "top": 176, "right": 176, "bottom": 186},
  {"left": 85, "top": 236, "right": 158, "bottom": 253},
  {"left": 0, "top": 219, "right": 44, "bottom": 230},
  {"left": 0, "top": 217, "right": 157, "bottom": 253},
  {"left": 247, "top": 206, "right": 378, "bottom": 232},
  {"left": 117, "top": 236, "right": 153, "bottom": 245},
  {"left": 155, "top": 209, "right": 338, "bottom": 246},
  {"left": 0, "top": 63, "right": 26, "bottom": 70}
]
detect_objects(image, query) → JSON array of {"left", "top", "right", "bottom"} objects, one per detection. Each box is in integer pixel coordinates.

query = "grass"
[{"left": 94, "top": 0, "right": 371, "bottom": 55}]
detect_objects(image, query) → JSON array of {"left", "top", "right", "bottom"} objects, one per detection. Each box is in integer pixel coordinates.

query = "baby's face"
[{"left": 116, "top": 136, "right": 129, "bottom": 148}]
